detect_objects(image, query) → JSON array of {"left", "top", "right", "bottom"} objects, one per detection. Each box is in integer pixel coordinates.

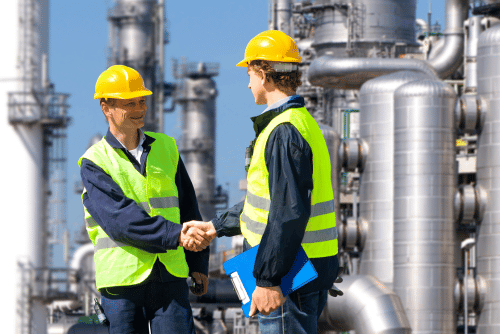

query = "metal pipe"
[
  {"left": 416, "top": 18, "right": 430, "bottom": 35},
  {"left": 318, "top": 275, "right": 411, "bottom": 333},
  {"left": 427, "top": 0, "right": 469, "bottom": 79},
  {"left": 276, "top": 0, "right": 292, "bottom": 36},
  {"left": 69, "top": 243, "right": 94, "bottom": 294},
  {"left": 307, "top": 56, "right": 438, "bottom": 90},
  {"left": 464, "top": 16, "right": 482, "bottom": 93}
]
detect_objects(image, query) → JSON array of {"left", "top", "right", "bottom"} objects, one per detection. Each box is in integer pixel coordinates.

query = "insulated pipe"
[
  {"left": 69, "top": 243, "right": 94, "bottom": 294},
  {"left": 426, "top": 0, "right": 469, "bottom": 79},
  {"left": 307, "top": 56, "right": 438, "bottom": 90},
  {"left": 318, "top": 275, "right": 411, "bottom": 334},
  {"left": 393, "top": 79, "right": 457, "bottom": 333}
]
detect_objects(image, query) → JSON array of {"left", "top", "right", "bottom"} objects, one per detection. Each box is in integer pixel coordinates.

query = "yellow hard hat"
[
  {"left": 94, "top": 65, "right": 152, "bottom": 100},
  {"left": 236, "top": 30, "right": 302, "bottom": 67}
]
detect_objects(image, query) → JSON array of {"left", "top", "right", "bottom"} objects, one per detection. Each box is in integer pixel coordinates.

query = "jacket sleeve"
[
  {"left": 80, "top": 158, "right": 183, "bottom": 254},
  {"left": 176, "top": 156, "right": 210, "bottom": 276},
  {"left": 253, "top": 123, "right": 313, "bottom": 287},
  {"left": 210, "top": 200, "right": 245, "bottom": 237}
]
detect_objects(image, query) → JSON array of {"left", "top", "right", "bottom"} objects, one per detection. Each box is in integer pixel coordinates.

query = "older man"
[{"left": 79, "top": 65, "right": 210, "bottom": 334}]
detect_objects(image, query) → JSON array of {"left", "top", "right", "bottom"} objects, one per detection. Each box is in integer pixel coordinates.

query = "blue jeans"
[
  {"left": 100, "top": 279, "right": 195, "bottom": 334},
  {"left": 258, "top": 290, "right": 328, "bottom": 334}
]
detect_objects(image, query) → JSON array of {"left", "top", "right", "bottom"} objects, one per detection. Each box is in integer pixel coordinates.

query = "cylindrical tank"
[
  {"left": 393, "top": 79, "right": 456, "bottom": 333},
  {"left": 358, "top": 71, "right": 433, "bottom": 288},
  {"left": 476, "top": 22, "right": 500, "bottom": 334},
  {"left": 108, "top": 0, "right": 158, "bottom": 132},
  {"left": 0, "top": 0, "right": 49, "bottom": 332},
  {"left": 313, "top": 0, "right": 417, "bottom": 56},
  {"left": 177, "top": 67, "right": 218, "bottom": 224}
]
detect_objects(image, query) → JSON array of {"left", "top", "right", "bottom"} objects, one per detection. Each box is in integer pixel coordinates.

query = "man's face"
[
  {"left": 247, "top": 67, "right": 267, "bottom": 105},
  {"left": 103, "top": 96, "right": 147, "bottom": 132}
]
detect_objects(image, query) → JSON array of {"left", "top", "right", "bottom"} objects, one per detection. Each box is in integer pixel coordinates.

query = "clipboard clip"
[{"left": 230, "top": 272, "right": 250, "bottom": 304}]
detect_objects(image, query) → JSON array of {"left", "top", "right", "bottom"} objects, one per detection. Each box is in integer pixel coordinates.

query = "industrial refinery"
[{"left": 3, "top": 0, "right": 500, "bottom": 333}]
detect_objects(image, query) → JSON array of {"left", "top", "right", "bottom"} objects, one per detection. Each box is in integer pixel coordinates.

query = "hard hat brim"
[
  {"left": 94, "top": 89, "right": 153, "bottom": 100},
  {"left": 236, "top": 57, "right": 302, "bottom": 68}
]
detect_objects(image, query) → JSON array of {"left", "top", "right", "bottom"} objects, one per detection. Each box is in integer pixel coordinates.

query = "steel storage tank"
[
  {"left": 313, "top": 0, "right": 417, "bottom": 57},
  {"left": 358, "top": 71, "right": 433, "bottom": 288},
  {"left": 393, "top": 79, "right": 457, "bottom": 333},
  {"left": 476, "top": 22, "right": 500, "bottom": 334}
]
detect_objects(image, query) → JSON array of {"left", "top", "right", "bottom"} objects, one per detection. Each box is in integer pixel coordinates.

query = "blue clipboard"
[{"left": 222, "top": 244, "right": 318, "bottom": 317}]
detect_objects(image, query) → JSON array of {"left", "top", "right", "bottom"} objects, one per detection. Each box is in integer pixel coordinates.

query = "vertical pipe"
[
  {"left": 464, "top": 16, "right": 482, "bottom": 93},
  {"left": 476, "top": 22, "right": 500, "bottom": 334},
  {"left": 276, "top": 0, "right": 292, "bottom": 36},
  {"left": 393, "top": 79, "right": 456, "bottom": 333}
]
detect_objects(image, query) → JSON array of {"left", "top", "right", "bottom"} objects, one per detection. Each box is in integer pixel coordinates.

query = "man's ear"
[
  {"left": 259, "top": 69, "right": 267, "bottom": 85},
  {"left": 101, "top": 101, "right": 110, "bottom": 116}
]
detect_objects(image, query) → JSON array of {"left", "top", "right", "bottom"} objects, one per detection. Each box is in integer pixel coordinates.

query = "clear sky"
[{"left": 48, "top": 0, "right": 446, "bottom": 265}]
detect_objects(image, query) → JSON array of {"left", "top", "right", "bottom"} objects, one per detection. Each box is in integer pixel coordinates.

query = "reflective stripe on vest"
[
  {"left": 246, "top": 191, "right": 336, "bottom": 218},
  {"left": 240, "top": 211, "right": 338, "bottom": 243},
  {"left": 95, "top": 237, "right": 129, "bottom": 251}
]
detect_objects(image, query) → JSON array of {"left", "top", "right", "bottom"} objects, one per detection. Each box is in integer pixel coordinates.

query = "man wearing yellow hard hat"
[
  {"left": 185, "top": 30, "right": 340, "bottom": 333},
  {"left": 79, "top": 65, "right": 212, "bottom": 333}
]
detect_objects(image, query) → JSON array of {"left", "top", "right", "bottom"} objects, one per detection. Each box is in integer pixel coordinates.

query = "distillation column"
[
  {"left": 358, "top": 70, "right": 433, "bottom": 288},
  {"left": 1, "top": 0, "right": 48, "bottom": 333},
  {"left": 175, "top": 62, "right": 220, "bottom": 252},
  {"left": 393, "top": 79, "right": 457, "bottom": 334},
  {"left": 476, "top": 20, "right": 500, "bottom": 334},
  {"left": 108, "top": 0, "right": 164, "bottom": 132}
]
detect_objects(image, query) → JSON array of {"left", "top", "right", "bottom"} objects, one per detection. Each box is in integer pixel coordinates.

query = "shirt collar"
[
  {"left": 105, "top": 128, "right": 155, "bottom": 150},
  {"left": 260, "top": 95, "right": 295, "bottom": 114},
  {"left": 250, "top": 95, "right": 305, "bottom": 137}
]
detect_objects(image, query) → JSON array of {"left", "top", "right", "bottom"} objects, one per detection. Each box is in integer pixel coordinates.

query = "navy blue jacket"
[
  {"left": 80, "top": 129, "right": 209, "bottom": 283},
  {"left": 211, "top": 96, "right": 339, "bottom": 294}
]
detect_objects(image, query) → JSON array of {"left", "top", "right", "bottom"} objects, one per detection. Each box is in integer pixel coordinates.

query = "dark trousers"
[
  {"left": 258, "top": 289, "right": 328, "bottom": 334},
  {"left": 100, "top": 279, "right": 195, "bottom": 334}
]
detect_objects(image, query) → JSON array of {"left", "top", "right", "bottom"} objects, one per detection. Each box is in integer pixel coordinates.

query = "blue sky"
[{"left": 48, "top": 0, "right": 446, "bottom": 265}]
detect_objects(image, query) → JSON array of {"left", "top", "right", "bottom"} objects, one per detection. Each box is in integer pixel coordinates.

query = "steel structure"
[{"left": 1, "top": 0, "right": 71, "bottom": 333}]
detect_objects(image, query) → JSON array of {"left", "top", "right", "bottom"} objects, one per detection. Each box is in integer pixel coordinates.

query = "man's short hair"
[
  {"left": 249, "top": 60, "right": 302, "bottom": 93},
  {"left": 100, "top": 97, "right": 117, "bottom": 107}
]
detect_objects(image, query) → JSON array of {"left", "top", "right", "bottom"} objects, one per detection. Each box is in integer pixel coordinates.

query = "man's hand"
[
  {"left": 178, "top": 222, "right": 212, "bottom": 252},
  {"left": 249, "top": 286, "right": 286, "bottom": 316},
  {"left": 189, "top": 272, "right": 208, "bottom": 296},
  {"left": 181, "top": 221, "right": 217, "bottom": 251}
]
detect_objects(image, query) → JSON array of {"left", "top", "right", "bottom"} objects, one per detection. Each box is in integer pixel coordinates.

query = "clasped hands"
[{"left": 178, "top": 220, "right": 217, "bottom": 252}]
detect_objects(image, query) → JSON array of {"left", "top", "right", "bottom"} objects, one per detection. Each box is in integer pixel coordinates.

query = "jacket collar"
[
  {"left": 105, "top": 128, "right": 156, "bottom": 150},
  {"left": 250, "top": 95, "right": 305, "bottom": 137}
]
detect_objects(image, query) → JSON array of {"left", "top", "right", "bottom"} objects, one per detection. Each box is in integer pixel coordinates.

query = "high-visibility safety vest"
[
  {"left": 78, "top": 132, "right": 188, "bottom": 290},
  {"left": 240, "top": 107, "right": 338, "bottom": 258}
]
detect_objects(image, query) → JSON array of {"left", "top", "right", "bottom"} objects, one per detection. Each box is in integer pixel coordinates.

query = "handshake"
[{"left": 178, "top": 220, "right": 217, "bottom": 252}]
